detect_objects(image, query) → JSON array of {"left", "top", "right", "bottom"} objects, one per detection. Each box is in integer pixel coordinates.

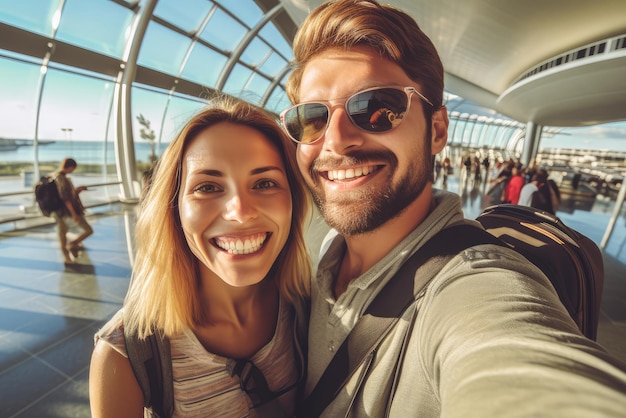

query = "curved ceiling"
[{"left": 281, "top": 0, "right": 626, "bottom": 127}]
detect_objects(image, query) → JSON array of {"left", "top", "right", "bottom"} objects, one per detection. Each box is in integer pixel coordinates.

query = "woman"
[{"left": 89, "top": 97, "right": 312, "bottom": 417}]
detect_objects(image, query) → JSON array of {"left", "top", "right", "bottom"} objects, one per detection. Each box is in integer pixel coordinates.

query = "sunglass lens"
[
  {"left": 347, "top": 88, "right": 408, "bottom": 132},
  {"left": 284, "top": 103, "right": 329, "bottom": 144}
]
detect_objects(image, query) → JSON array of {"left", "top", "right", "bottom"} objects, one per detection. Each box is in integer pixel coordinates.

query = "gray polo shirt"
[{"left": 306, "top": 190, "right": 626, "bottom": 417}]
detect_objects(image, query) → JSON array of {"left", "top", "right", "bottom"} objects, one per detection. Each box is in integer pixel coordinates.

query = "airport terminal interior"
[{"left": 1, "top": 0, "right": 625, "bottom": 416}]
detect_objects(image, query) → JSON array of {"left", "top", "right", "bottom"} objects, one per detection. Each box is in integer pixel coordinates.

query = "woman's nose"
[{"left": 222, "top": 194, "right": 257, "bottom": 223}]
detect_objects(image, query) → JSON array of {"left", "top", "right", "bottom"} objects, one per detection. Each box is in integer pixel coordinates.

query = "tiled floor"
[
  {"left": 1, "top": 177, "right": 625, "bottom": 417},
  {"left": 0, "top": 205, "right": 135, "bottom": 417}
]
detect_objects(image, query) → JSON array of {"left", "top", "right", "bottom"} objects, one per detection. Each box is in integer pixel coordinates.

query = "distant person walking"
[
  {"left": 518, "top": 168, "right": 561, "bottom": 214},
  {"left": 52, "top": 158, "right": 93, "bottom": 265},
  {"left": 504, "top": 165, "right": 525, "bottom": 204}
]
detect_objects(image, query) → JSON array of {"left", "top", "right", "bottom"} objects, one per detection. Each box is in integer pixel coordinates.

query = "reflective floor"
[{"left": 1, "top": 177, "right": 625, "bottom": 417}]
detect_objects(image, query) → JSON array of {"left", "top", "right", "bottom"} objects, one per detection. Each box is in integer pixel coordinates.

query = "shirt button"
[{"left": 328, "top": 341, "right": 335, "bottom": 352}]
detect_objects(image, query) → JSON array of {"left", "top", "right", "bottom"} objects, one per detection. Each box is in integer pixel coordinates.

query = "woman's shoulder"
[{"left": 94, "top": 310, "right": 128, "bottom": 357}]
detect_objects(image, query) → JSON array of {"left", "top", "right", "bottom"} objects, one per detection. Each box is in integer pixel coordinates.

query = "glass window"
[
  {"left": 180, "top": 42, "right": 227, "bottom": 88},
  {"left": 200, "top": 8, "right": 245, "bottom": 52},
  {"left": 481, "top": 124, "right": 500, "bottom": 148},
  {"left": 38, "top": 68, "right": 114, "bottom": 144},
  {"left": 131, "top": 86, "right": 169, "bottom": 164},
  {"left": 450, "top": 117, "right": 467, "bottom": 146},
  {"left": 223, "top": 63, "right": 253, "bottom": 97},
  {"left": 258, "top": 52, "right": 288, "bottom": 78},
  {"left": 0, "top": 57, "right": 41, "bottom": 140},
  {"left": 216, "top": 0, "right": 262, "bottom": 27},
  {"left": 162, "top": 96, "right": 207, "bottom": 146},
  {"left": 55, "top": 0, "right": 133, "bottom": 58},
  {"left": 138, "top": 21, "right": 192, "bottom": 76},
  {"left": 130, "top": 86, "right": 206, "bottom": 158},
  {"left": 240, "top": 72, "right": 271, "bottom": 105},
  {"left": 154, "top": 0, "right": 213, "bottom": 33},
  {"left": 30, "top": 68, "right": 117, "bottom": 183},
  {"left": 0, "top": 0, "right": 58, "bottom": 37},
  {"left": 241, "top": 37, "right": 271, "bottom": 67},
  {"left": 265, "top": 86, "right": 291, "bottom": 115},
  {"left": 259, "top": 22, "right": 293, "bottom": 59}
]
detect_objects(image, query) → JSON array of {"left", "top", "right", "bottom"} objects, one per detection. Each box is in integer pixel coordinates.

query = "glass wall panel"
[
  {"left": 492, "top": 125, "right": 514, "bottom": 149},
  {"left": 162, "top": 96, "right": 207, "bottom": 144},
  {"left": 0, "top": 56, "right": 40, "bottom": 141},
  {"left": 452, "top": 117, "right": 468, "bottom": 146},
  {"left": 447, "top": 113, "right": 460, "bottom": 146},
  {"left": 259, "top": 23, "right": 293, "bottom": 59},
  {"left": 131, "top": 86, "right": 169, "bottom": 166},
  {"left": 55, "top": 0, "right": 132, "bottom": 58},
  {"left": 180, "top": 42, "right": 227, "bottom": 88},
  {"left": 200, "top": 8, "right": 245, "bottom": 52},
  {"left": 131, "top": 86, "right": 207, "bottom": 162},
  {"left": 0, "top": 0, "right": 58, "bottom": 37},
  {"left": 154, "top": 0, "right": 213, "bottom": 33},
  {"left": 266, "top": 85, "right": 291, "bottom": 114},
  {"left": 258, "top": 52, "right": 287, "bottom": 78},
  {"left": 463, "top": 118, "right": 478, "bottom": 146},
  {"left": 37, "top": 69, "right": 115, "bottom": 171},
  {"left": 138, "top": 21, "right": 192, "bottom": 75},
  {"left": 241, "top": 38, "right": 271, "bottom": 67},
  {"left": 216, "top": 0, "right": 262, "bottom": 27},
  {"left": 482, "top": 124, "right": 499, "bottom": 149},
  {"left": 242, "top": 72, "right": 271, "bottom": 105},
  {"left": 223, "top": 63, "right": 253, "bottom": 97}
]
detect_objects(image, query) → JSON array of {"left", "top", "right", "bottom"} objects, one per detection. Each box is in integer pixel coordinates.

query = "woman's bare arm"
[{"left": 89, "top": 339, "right": 144, "bottom": 418}]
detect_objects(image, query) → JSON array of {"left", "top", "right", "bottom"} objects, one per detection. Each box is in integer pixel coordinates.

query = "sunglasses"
[
  {"left": 228, "top": 359, "right": 299, "bottom": 410},
  {"left": 280, "top": 86, "right": 433, "bottom": 144}
]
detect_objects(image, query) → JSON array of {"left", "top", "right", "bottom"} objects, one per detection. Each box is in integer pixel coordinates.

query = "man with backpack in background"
[
  {"left": 281, "top": 1, "right": 626, "bottom": 416},
  {"left": 52, "top": 158, "right": 93, "bottom": 266}
]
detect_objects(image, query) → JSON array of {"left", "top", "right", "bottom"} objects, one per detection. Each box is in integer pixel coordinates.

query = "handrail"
[
  {"left": 0, "top": 198, "right": 124, "bottom": 226},
  {"left": 0, "top": 181, "right": 122, "bottom": 198},
  {"left": 0, "top": 181, "right": 125, "bottom": 226}
]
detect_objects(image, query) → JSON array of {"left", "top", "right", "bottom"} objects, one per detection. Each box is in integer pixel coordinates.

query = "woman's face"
[{"left": 178, "top": 122, "right": 293, "bottom": 287}]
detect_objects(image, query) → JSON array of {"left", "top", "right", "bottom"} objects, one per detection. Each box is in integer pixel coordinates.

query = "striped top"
[{"left": 97, "top": 299, "right": 299, "bottom": 417}]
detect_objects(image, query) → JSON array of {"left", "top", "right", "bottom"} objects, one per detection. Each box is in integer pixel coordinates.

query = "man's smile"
[{"left": 326, "top": 165, "right": 380, "bottom": 181}]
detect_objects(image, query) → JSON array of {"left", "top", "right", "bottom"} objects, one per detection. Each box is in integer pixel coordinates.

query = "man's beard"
[{"left": 308, "top": 145, "right": 432, "bottom": 236}]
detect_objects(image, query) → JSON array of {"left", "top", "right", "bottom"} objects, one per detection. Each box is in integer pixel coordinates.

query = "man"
[
  {"left": 53, "top": 158, "right": 93, "bottom": 265},
  {"left": 281, "top": 1, "right": 626, "bottom": 416}
]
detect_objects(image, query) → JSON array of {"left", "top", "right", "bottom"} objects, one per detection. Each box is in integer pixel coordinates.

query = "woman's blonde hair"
[
  {"left": 124, "top": 96, "right": 312, "bottom": 338},
  {"left": 286, "top": 0, "right": 444, "bottom": 117}
]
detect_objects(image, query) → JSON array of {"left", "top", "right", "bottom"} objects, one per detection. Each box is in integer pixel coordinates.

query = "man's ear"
[{"left": 431, "top": 106, "right": 448, "bottom": 155}]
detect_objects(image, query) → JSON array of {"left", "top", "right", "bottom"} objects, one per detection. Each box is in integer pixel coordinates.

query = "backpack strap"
[
  {"left": 298, "top": 223, "right": 502, "bottom": 418},
  {"left": 124, "top": 329, "right": 174, "bottom": 418}
]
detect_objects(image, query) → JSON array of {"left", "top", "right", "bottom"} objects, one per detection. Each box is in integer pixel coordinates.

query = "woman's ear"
[{"left": 431, "top": 107, "right": 449, "bottom": 155}]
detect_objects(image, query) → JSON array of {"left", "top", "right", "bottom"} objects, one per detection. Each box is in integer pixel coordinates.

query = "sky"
[{"left": 544, "top": 123, "right": 626, "bottom": 153}]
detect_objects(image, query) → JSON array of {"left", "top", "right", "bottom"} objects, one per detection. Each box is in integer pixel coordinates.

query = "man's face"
[{"left": 294, "top": 46, "right": 445, "bottom": 236}]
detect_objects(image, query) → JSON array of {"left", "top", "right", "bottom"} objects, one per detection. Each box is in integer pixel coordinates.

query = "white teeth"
[
  {"left": 214, "top": 233, "right": 267, "bottom": 255},
  {"left": 327, "top": 166, "right": 373, "bottom": 181}
]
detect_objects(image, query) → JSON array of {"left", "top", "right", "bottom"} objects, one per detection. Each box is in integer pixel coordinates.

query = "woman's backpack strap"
[{"left": 124, "top": 329, "right": 174, "bottom": 418}]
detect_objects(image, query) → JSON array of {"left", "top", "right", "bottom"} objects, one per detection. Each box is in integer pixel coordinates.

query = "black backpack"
[
  {"left": 476, "top": 204, "right": 603, "bottom": 340},
  {"left": 34, "top": 175, "right": 64, "bottom": 217}
]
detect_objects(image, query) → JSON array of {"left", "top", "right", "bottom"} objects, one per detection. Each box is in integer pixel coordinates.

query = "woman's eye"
[
  {"left": 193, "top": 183, "right": 221, "bottom": 193},
  {"left": 254, "top": 179, "right": 278, "bottom": 190}
]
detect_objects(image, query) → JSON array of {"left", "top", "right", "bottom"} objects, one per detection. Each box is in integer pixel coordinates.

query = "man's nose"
[{"left": 322, "top": 108, "right": 365, "bottom": 153}]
